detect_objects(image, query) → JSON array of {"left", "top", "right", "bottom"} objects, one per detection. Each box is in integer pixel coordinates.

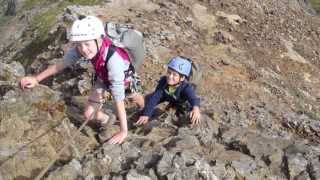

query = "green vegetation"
[
  {"left": 15, "top": 0, "right": 102, "bottom": 66},
  {"left": 296, "top": 101, "right": 320, "bottom": 121},
  {"left": 22, "top": 0, "right": 54, "bottom": 10},
  {"left": 14, "top": 2, "right": 62, "bottom": 66},
  {"left": 23, "top": 0, "right": 100, "bottom": 11},
  {"left": 66, "top": 0, "right": 100, "bottom": 6},
  {"left": 290, "top": 88, "right": 320, "bottom": 121},
  {"left": 0, "top": 16, "right": 11, "bottom": 28},
  {"left": 24, "top": 0, "right": 102, "bottom": 42},
  {"left": 309, "top": 0, "right": 320, "bottom": 14},
  {"left": 30, "top": 8, "right": 60, "bottom": 42},
  {"left": 24, "top": 0, "right": 100, "bottom": 41}
]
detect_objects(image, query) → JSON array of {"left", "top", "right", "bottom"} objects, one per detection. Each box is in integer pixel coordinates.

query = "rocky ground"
[{"left": 0, "top": 0, "right": 320, "bottom": 179}]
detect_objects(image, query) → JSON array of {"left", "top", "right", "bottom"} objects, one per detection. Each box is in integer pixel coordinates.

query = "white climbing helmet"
[{"left": 69, "top": 16, "right": 106, "bottom": 42}]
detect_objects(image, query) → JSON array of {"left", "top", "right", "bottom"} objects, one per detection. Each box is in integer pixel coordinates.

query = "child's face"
[
  {"left": 74, "top": 39, "right": 99, "bottom": 59},
  {"left": 166, "top": 68, "right": 185, "bottom": 85}
]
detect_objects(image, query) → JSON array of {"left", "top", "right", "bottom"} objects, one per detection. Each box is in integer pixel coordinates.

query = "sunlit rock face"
[{"left": 0, "top": 0, "right": 320, "bottom": 179}]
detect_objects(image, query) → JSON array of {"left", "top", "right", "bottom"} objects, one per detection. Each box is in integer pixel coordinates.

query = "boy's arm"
[
  {"left": 136, "top": 89, "right": 163, "bottom": 125},
  {"left": 141, "top": 78, "right": 166, "bottom": 117},
  {"left": 183, "top": 84, "right": 200, "bottom": 108},
  {"left": 141, "top": 88, "right": 163, "bottom": 117},
  {"left": 183, "top": 84, "right": 201, "bottom": 125},
  {"left": 136, "top": 77, "right": 166, "bottom": 125},
  {"left": 190, "top": 106, "right": 201, "bottom": 125}
]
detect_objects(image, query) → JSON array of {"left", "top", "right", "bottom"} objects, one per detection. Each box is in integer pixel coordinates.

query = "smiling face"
[
  {"left": 166, "top": 68, "right": 185, "bottom": 86},
  {"left": 74, "top": 39, "right": 100, "bottom": 59}
]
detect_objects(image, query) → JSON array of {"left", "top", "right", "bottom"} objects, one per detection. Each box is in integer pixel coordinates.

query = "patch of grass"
[
  {"left": 23, "top": 0, "right": 101, "bottom": 41},
  {"left": 290, "top": 88, "right": 320, "bottom": 121},
  {"left": 0, "top": 16, "right": 11, "bottom": 29},
  {"left": 13, "top": 2, "right": 64, "bottom": 66},
  {"left": 309, "top": 0, "right": 320, "bottom": 14},
  {"left": 67, "top": 0, "right": 100, "bottom": 6},
  {"left": 23, "top": 0, "right": 57, "bottom": 10},
  {"left": 14, "top": 0, "right": 102, "bottom": 66},
  {"left": 30, "top": 9, "right": 60, "bottom": 42},
  {"left": 22, "top": 0, "right": 101, "bottom": 10}
]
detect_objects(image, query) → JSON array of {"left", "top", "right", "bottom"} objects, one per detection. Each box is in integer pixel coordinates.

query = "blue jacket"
[{"left": 142, "top": 76, "right": 200, "bottom": 117}]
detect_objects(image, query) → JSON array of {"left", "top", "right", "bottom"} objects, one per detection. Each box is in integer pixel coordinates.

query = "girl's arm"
[
  {"left": 108, "top": 100, "right": 128, "bottom": 144},
  {"left": 20, "top": 48, "right": 80, "bottom": 89},
  {"left": 106, "top": 52, "right": 129, "bottom": 144},
  {"left": 20, "top": 62, "right": 65, "bottom": 89}
]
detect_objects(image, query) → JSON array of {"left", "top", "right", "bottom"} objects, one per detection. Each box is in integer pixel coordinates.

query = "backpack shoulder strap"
[
  {"left": 105, "top": 44, "right": 136, "bottom": 73},
  {"left": 104, "top": 44, "right": 116, "bottom": 76},
  {"left": 105, "top": 44, "right": 116, "bottom": 64}
]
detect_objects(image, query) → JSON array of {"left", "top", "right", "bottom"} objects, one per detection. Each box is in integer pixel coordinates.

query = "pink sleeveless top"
[{"left": 91, "top": 38, "right": 130, "bottom": 86}]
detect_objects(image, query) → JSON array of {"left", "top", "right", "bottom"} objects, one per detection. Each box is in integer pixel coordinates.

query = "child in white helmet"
[
  {"left": 20, "top": 16, "right": 144, "bottom": 144},
  {"left": 136, "top": 56, "right": 201, "bottom": 126}
]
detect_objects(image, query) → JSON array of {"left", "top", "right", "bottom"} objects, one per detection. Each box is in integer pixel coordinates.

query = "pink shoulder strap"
[
  {"left": 116, "top": 48, "right": 130, "bottom": 61},
  {"left": 102, "top": 38, "right": 130, "bottom": 62},
  {"left": 103, "top": 38, "right": 113, "bottom": 46}
]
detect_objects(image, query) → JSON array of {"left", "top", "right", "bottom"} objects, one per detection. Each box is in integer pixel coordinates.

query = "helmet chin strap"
[{"left": 94, "top": 39, "right": 99, "bottom": 53}]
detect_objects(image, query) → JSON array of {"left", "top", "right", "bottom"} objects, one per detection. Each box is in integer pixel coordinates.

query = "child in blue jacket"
[{"left": 136, "top": 56, "right": 201, "bottom": 126}]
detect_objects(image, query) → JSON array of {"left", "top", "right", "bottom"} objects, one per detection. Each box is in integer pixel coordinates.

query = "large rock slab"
[{"left": 0, "top": 86, "right": 96, "bottom": 179}]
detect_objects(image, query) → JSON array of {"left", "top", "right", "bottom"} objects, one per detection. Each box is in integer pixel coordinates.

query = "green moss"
[
  {"left": 296, "top": 103, "right": 320, "bottom": 121},
  {"left": 23, "top": 0, "right": 57, "bottom": 10},
  {"left": 309, "top": 0, "right": 320, "bottom": 14},
  {"left": 23, "top": 0, "right": 100, "bottom": 14},
  {"left": 24, "top": 0, "right": 101, "bottom": 41},
  {"left": 290, "top": 88, "right": 320, "bottom": 121},
  {"left": 66, "top": 0, "right": 100, "bottom": 6},
  {"left": 0, "top": 16, "right": 11, "bottom": 29},
  {"left": 30, "top": 10, "right": 59, "bottom": 41},
  {"left": 13, "top": 38, "right": 52, "bottom": 67},
  {"left": 14, "top": 0, "right": 102, "bottom": 66},
  {"left": 14, "top": 3, "right": 63, "bottom": 67},
  {"left": 23, "top": 0, "right": 101, "bottom": 41}
]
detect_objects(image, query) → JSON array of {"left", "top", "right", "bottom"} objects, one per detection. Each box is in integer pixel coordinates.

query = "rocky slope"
[{"left": 0, "top": 0, "right": 320, "bottom": 179}]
